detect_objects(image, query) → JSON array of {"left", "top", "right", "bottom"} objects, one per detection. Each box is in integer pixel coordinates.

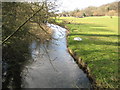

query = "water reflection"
[
  {"left": 2, "top": 33, "right": 32, "bottom": 88},
  {"left": 22, "top": 24, "right": 91, "bottom": 88}
]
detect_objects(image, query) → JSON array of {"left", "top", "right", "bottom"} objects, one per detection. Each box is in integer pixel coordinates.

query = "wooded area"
[{"left": 59, "top": 1, "right": 119, "bottom": 17}]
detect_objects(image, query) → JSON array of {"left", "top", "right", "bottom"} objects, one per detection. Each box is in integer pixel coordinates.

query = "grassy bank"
[{"left": 58, "top": 16, "right": 119, "bottom": 88}]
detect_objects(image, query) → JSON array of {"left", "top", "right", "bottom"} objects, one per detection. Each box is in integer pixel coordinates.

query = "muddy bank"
[{"left": 67, "top": 48, "right": 98, "bottom": 88}]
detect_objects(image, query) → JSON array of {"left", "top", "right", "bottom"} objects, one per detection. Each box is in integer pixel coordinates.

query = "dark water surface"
[{"left": 21, "top": 24, "right": 91, "bottom": 88}]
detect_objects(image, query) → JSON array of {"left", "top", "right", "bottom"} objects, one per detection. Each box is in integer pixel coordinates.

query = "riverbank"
[
  {"left": 55, "top": 22, "right": 97, "bottom": 89},
  {"left": 65, "top": 28, "right": 97, "bottom": 89},
  {"left": 56, "top": 16, "right": 119, "bottom": 88}
]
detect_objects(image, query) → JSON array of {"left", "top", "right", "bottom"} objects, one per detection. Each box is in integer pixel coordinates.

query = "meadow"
[{"left": 57, "top": 16, "right": 119, "bottom": 88}]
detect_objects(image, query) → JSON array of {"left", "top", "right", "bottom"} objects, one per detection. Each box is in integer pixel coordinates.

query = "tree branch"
[{"left": 2, "top": 3, "right": 44, "bottom": 45}]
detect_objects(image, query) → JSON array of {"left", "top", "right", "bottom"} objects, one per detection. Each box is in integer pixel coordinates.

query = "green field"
[{"left": 58, "top": 16, "right": 119, "bottom": 88}]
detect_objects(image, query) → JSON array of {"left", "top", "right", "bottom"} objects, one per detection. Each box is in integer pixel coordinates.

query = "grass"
[{"left": 57, "top": 16, "right": 119, "bottom": 88}]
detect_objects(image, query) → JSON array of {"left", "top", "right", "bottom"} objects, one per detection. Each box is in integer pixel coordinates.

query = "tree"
[
  {"left": 2, "top": 1, "right": 57, "bottom": 88},
  {"left": 83, "top": 13, "right": 86, "bottom": 17}
]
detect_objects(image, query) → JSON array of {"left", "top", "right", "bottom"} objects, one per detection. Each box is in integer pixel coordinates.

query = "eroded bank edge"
[{"left": 65, "top": 29, "right": 98, "bottom": 89}]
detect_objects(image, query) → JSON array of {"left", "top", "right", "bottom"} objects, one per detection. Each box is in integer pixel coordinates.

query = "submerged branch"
[{"left": 42, "top": 45, "right": 58, "bottom": 72}]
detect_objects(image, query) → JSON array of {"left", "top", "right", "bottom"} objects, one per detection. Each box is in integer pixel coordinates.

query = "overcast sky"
[{"left": 57, "top": 0, "right": 118, "bottom": 12}]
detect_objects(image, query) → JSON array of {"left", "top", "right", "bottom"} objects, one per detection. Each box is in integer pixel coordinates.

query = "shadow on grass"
[
  {"left": 68, "top": 23, "right": 107, "bottom": 27},
  {"left": 67, "top": 23, "right": 118, "bottom": 46},
  {"left": 69, "top": 33, "right": 119, "bottom": 37},
  {"left": 69, "top": 38, "right": 118, "bottom": 46},
  {"left": 67, "top": 23, "right": 115, "bottom": 33}
]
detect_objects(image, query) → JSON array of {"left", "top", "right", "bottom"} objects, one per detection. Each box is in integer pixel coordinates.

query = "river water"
[{"left": 21, "top": 24, "right": 91, "bottom": 88}]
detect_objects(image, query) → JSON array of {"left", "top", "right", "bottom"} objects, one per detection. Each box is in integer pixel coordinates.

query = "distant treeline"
[{"left": 59, "top": 1, "right": 119, "bottom": 17}]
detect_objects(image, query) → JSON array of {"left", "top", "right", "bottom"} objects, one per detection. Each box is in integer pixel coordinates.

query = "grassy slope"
[{"left": 59, "top": 16, "right": 119, "bottom": 88}]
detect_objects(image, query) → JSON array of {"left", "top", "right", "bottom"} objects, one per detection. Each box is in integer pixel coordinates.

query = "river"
[{"left": 21, "top": 24, "right": 91, "bottom": 88}]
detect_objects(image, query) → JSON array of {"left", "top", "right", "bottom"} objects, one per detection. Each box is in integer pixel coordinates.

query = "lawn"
[{"left": 57, "top": 16, "right": 119, "bottom": 88}]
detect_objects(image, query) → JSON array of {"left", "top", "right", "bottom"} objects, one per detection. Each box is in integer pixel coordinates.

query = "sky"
[
  {"left": 57, "top": 0, "right": 118, "bottom": 12},
  {"left": 2, "top": 0, "right": 119, "bottom": 12}
]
